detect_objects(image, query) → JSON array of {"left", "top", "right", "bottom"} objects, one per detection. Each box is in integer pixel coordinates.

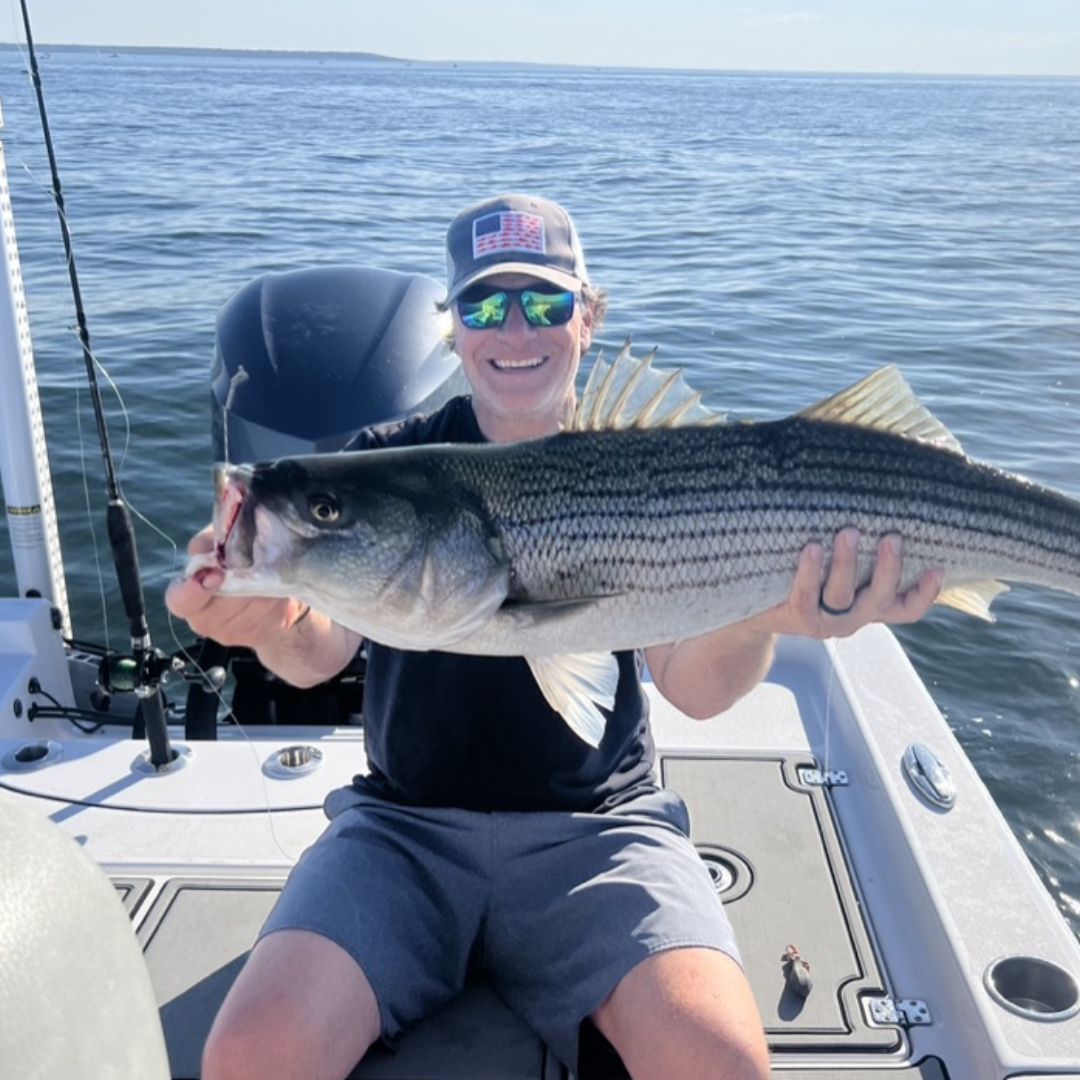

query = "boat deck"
[
  {"left": 3, "top": 599, "right": 1079, "bottom": 1079},
  {"left": 125, "top": 753, "right": 911, "bottom": 1078}
]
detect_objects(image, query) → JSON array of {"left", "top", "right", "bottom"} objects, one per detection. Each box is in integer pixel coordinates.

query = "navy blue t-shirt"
[{"left": 343, "top": 397, "right": 657, "bottom": 812}]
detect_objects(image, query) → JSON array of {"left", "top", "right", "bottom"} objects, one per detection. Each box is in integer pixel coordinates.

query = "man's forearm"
[
  {"left": 255, "top": 610, "right": 363, "bottom": 688},
  {"left": 645, "top": 621, "right": 777, "bottom": 720}
]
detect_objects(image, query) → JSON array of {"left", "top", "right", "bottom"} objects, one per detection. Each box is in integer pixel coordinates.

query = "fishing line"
[
  {"left": 64, "top": 262, "right": 300, "bottom": 857},
  {"left": 5, "top": 19, "right": 117, "bottom": 644},
  {"left": 5, "top": 144, "right": 118, "bottom": 642},
  {"left": 15, "top": 0, "right": 175, "bottom": 767},
  {"left": 822, "top": 642, "right": 836, "bottom": 780},
  {"left": 64, "top": 324, "right": 171, "bottom": 645},
  {"left": 72, "top": 381, "right": 114, "bottom": 647},
  {"left": 164, "top": 607, "right": 305, "bottom": 866},
  {"left": 63, "top": 329, "right": 181, "bottom": 570},
  {"left": 206, "top": 365, "right": 304, "bottom": 862},
  {"left": 74, "top": 328, "right": 133, "bottom": 476},
  {"left": 222, "top": 366, "right": 249, "bottom": 465},
  {"left": 7, "top": 8, "right": 307, "bottom": 859}
]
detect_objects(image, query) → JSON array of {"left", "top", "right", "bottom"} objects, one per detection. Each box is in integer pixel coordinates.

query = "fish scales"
[
  {"left": 389, "top": 418, "right": 1080, "bottom": 660},
  {"left": 201, "top": 359, "right": 1080, "bottom": 742}
]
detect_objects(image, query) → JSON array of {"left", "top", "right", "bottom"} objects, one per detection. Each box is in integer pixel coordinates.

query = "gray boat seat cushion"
[{"left": 0, "top": 793, "right": 170, "bottom": 1080}]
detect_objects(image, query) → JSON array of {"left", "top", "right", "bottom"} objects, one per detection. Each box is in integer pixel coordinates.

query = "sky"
[{"left": 2, "top": 1, "right": 1079, "bottom": 76}]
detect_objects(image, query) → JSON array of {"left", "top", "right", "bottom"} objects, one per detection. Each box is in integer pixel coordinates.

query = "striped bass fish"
[{"left": 192, "top": 349, "right": 1080, "bottom": 746}]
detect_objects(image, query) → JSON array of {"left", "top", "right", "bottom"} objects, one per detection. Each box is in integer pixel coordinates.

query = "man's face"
[{"left": 452, "top": 272, "right": 592, "bottom": 441}]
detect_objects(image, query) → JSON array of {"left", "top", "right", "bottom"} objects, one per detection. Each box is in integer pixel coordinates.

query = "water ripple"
[{"left": 0, "top": 48, "right": 1077, "bottom": 937}]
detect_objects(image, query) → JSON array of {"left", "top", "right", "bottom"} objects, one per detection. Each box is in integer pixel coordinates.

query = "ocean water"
[{"left": 0, "top": 46, "right": 1078, "bottom": 937}]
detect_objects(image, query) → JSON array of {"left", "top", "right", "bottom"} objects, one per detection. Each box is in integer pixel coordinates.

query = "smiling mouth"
[{"left": 490, "top": 357, "right": 546, "bottom": 371}]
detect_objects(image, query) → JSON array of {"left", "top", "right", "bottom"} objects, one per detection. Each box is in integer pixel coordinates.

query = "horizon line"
[{"left": 0, "top": 41, "right": 1076, "bottom": 81}]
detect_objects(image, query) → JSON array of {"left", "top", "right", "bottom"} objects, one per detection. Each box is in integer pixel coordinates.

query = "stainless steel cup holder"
[
  {"left": 984, "top": 955, "right": 1080, "bottom": 1021},
  {"left": 263, "top": 743, "right": 323, "bottom": 779}
]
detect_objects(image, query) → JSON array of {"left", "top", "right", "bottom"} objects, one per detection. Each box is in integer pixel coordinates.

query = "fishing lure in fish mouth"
[{"left": 187, "top": 344, "right": 1080, "bottom": 749}]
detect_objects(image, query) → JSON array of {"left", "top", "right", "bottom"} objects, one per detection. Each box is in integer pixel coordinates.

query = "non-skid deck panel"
[
  {"left": 111, "top": 875, "right": 153, "bottom": 917},
  {"left": 579, "top": 1051, "right": 947, "bottom": 1080},
  {"left": 776, "top": 1065, "right": 947, "bottom": 1080},
  {"left": 123, "top": 754, "right": 903, "bottom": 1078},
  {"left": 661, "top": 755, "right": 898, "bottom": 1053},
  {"left": 133, "top": 877, "right": 559, "bottom": 1080}
]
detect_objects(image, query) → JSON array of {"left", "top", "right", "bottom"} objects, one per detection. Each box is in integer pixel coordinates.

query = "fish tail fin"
[{"left": 935, "top": 580, "right": 1010, "bottom": 621}]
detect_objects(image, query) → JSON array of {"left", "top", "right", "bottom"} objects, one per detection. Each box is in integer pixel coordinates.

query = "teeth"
[{"left": 492, "top": 357, "right": 544, "bottom": 370}]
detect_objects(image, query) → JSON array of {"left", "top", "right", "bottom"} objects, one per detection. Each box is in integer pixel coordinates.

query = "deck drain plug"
[{"left": 696, "top": 845, "right": 753, "bottom": 902}]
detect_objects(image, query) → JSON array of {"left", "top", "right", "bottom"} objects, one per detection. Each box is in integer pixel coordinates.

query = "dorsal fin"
[
  {"left": 570, "top": 341, "right": 724, "bottom": 431},
  {"left": 798, "top": 365, "right": 963, "bottom": 453}
]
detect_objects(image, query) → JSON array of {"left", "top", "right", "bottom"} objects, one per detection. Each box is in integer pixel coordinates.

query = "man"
[{"left": 168, "top": 193, "right": 942, "bottom": 1080}]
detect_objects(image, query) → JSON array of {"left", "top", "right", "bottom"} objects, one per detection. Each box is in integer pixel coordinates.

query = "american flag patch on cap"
[{"left": 472, "top": 211, "right": 546, "bottom": 258}]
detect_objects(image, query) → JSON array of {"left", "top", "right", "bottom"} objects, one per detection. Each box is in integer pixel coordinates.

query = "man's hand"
[
  {"left": 166, "top": 526, "right": 360, "bottom": 687},
  {"left": 761, "top": 528, "right": 943, "bottom": 640},
  {"left": 647, "top": 529, "right": 943, "bottom": 719},
  {"left": 165, "top": 526, "right": 307, "bottom": 649}
]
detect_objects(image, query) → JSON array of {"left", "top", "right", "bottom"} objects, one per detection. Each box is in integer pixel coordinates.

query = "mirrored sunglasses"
[{"left": 456, "top": 284, "right": 576, "bottom": 330}]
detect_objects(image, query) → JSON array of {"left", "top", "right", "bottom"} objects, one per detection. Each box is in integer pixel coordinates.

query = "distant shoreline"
[
  {"left": 0, "top": 42, "right": 1075, "bottom": 80},
  {"left": 0, "top": 42, "right": 405, "bottom": 63}
]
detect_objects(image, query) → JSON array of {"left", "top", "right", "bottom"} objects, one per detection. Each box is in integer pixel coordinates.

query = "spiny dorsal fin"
[
  {"left": 799, "top": 365, "right": 963, "bottom": 453},
  {"left": 570, "top": 340, "right": 724, "bottom": 432},
  {"left": 935, "top": 580, "right": 1010, "bottom": 622}
]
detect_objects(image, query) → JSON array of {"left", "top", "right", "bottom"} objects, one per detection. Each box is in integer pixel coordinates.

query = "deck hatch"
[{"left": 662, "top": 754, "right": 901, "bottom": 1054}]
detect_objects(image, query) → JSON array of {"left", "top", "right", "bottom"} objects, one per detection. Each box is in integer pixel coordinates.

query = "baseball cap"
[{"left": 444, "top": 193, "right": 590, "bottom": 304}]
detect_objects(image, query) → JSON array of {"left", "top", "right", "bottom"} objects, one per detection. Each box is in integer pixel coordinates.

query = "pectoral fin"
[
  {"left": 498, "top": 594, "right": 621, "bottom": 629},
  {"left": 527, "top": 652, "right": 620, "bottom": 747}
]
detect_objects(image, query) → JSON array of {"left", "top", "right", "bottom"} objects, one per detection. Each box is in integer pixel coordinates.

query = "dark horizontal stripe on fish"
[
  {"left": 508, "top": 523, "right": 1058, "bottom": 565},
  {"left": 495, "top": 484, "right": 1068, "bottom": 531}
]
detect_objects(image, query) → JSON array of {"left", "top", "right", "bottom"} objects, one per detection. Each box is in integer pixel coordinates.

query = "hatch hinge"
[
  {"left": 864, "top": 996, "right": 932, "bottom": 1027},
  {"left": 798, "top": 766, "right": 849, "bottom": 788}
]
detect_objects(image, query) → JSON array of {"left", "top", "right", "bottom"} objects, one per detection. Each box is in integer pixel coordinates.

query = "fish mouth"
[{"left": 212, "top": 464, "right": 255, "bottom": 570}]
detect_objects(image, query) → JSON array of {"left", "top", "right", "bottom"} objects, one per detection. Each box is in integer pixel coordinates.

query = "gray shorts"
[{"left": 259, "top": 781, "right": 741, "bottom": 1070}]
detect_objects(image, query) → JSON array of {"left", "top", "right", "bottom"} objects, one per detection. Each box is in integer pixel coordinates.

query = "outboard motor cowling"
[
  {"left": 190, "top": 266, "right": 467, "bottom": 736},
  {"left": 211, "top": 265, "right": 467, "bottom": 462}
]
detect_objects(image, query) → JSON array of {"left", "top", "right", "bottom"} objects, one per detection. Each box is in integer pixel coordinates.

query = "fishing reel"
[{"left": 95, "top": 646, "right": 226, "bottom": 709}]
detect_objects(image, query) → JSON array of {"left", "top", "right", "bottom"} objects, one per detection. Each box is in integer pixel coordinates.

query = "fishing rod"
[{"left": 17, "top": 0, "right": 177, "bottom": 768}]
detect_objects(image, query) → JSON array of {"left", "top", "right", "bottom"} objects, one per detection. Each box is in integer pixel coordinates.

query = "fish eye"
[{"left": 308, "top": 493, "right": 341, "bottom": 524}]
